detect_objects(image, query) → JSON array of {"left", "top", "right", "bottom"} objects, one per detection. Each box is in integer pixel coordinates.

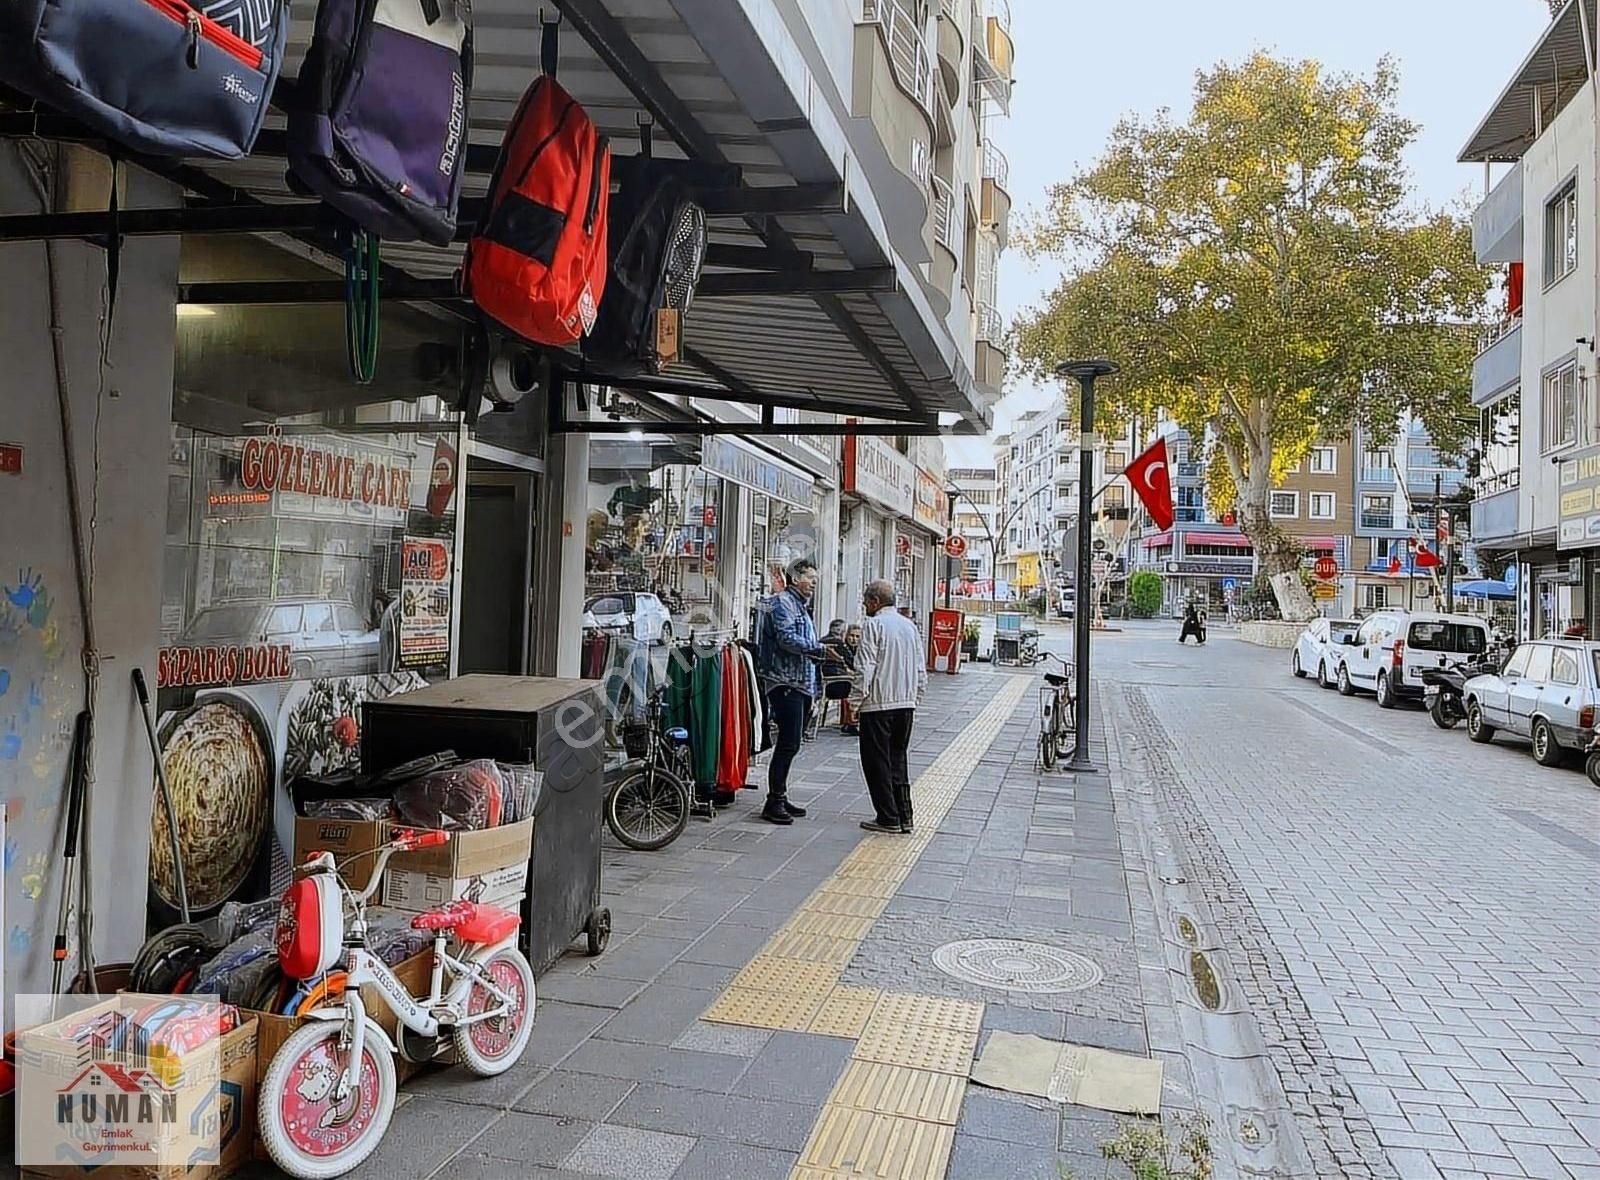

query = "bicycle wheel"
[
  {"left": 606, "top": 767, "right": 691, "bottom": 851},
  {"left": 259, "top": 1017, "right": 396, "bottom": 1180},
  {"left": 1038, "top": 695, "right": 1058, "bottom": 770}
]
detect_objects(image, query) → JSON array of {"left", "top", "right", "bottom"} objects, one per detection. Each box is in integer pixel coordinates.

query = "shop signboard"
[
  {"left": 701, "top": 435, "right": 812, "bottom": 508},
  {"left": 929, "top": 607, "right": 963, "bottom": 675},
  {"left": 842, "top": 434, "right": 915, "bottom": 516},
  {"left": 1557, "top": 445, "right": 1600, "bottom": 549},
  {"left": 913, "top": 468, "right": 948, "bottom": 532},
  {"left": 1016, "top": 553, "right": 1042, "bottom": 588},
  {"left": 238, "top": 431, "right": 414, "bottom": 526},
  {"left": 1166, "top": 558, "right": 1254, "bottom": 576}
]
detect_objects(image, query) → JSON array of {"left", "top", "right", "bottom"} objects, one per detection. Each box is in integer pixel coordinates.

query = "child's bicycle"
[{"left": 259, "top": 829, "right": 536, "bottom": 1178}]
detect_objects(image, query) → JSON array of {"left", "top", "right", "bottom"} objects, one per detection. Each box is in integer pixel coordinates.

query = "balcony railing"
[
  {"left": 1477, "top": 313, "right": 1523, "bottom": 357},
  {"left": 1358, "top": 466, "right": 1395, "bottom": 485},
  {"left": 1359, "top": 512, "right": 1396, "bottom": 530},
  {"left": 931, "top": 175, "right": 958, "bottom": 254},
  {"left": 976, "top": 300, "right": 1003, "bottom": 345},
  {"left": 863, "top": 0, "right": 934, "bottom": 118},
  {"left": 981, "top": 140, "right": 1009, "bottom": 189},
  {"left": 1175, "top": 462, "right": 1203, "bottom": 480}
]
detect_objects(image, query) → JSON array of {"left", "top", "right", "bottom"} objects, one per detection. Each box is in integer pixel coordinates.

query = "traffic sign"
[
  {"left": 944, "top": 534, "right": 968, "bottom": 559},
  {"left": 703, "top": 506, "right": 716, "bottom": 527},
  {"left": 1313, "top": 556, "right": 1339, "bottom": 581},
  {"left": 1092, "top": 537, "right": 1108, "bottom": 552},
  {"left": 1221, "top": 577, "right": 1238, "bottom": 593},
  {"left": 703, "top": 541, "right": 717, "bottom": 563},
  {"left": 1312, "top": 582, "right": 1339, "bottom": 600}
]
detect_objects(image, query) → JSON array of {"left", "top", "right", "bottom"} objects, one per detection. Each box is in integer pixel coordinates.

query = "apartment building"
[{"left": 1461, "top": 0, "right": 1598, "bottom": 639}]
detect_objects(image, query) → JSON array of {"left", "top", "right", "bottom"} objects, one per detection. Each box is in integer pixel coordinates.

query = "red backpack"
[{"left": 466, "top": 74, "right": 611, "bottom": 347}]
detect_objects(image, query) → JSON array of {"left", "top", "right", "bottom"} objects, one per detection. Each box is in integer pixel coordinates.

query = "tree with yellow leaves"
[{"left": 1013, "top": 53, "right": 1490, "bottom": 575}]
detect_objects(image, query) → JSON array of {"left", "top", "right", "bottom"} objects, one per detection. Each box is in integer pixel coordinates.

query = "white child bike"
[{"left": 259, "top": 829, "right": 536, "bottom": 1178}]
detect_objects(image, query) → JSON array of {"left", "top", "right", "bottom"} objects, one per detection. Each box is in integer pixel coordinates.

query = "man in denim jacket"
[{"left": 755, "top": 558, "right": 826, "bottom": 825}]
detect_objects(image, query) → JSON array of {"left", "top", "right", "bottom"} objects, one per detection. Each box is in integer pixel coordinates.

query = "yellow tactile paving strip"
[{"left": 698, "top": 678, "right": 1030, "bottom": 1180}]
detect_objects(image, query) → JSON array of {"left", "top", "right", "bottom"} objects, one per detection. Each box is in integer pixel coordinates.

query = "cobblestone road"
[{"left": 1101, "top": 622, "right": 1600, "bottom": 1180}]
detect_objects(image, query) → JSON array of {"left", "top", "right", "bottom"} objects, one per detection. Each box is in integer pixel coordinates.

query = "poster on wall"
[
  {"left": 399, "top": 536, "right": 452, "bottom": 668},
  {"left": 148, "top": 422, "right": 460, "bottom": 932}
]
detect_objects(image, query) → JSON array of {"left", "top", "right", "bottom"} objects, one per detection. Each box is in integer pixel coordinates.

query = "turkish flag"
[
  {"left": 1124, "top": 438, "right": 1175, "bottom": 530},
  {"left": 1415, "top": 545, "right": 1441, "bottom": 569},
  {"left": 1388, "top": 557, "right": 1403, "bottom": 575}
]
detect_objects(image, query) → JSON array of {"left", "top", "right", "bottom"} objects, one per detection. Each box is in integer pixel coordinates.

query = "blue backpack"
[
  {"left": 0, "top": 0, "right": 288, "bottom": 158},
  {"left": 287, "top": 0, "right": 473, "bottom": 245}
]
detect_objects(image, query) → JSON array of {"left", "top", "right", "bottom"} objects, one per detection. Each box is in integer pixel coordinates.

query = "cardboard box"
[
  {"left": 292, "top": 817, "right": 388, "bottom": 893},
  {"left": 383, "top": 817, "right": 533, "bottom": 878},
  {"left": 17, "top": 1006, "right": 257, "bottom": 1180},
  {"left": 382, "top": 862, "right": 528, "bottom": 912}
]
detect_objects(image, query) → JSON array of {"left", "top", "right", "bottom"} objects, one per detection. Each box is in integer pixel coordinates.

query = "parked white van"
[{"left": 1331, "top": 610, "right": 1493, "bottom": 708}]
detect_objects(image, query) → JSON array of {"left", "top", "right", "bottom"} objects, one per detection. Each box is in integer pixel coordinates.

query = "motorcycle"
[{"left": 1420, "top": 658, "right": 1496, "bottom": 730}]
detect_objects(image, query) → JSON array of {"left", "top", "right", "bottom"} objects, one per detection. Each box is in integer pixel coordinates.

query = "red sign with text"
[{"left": 928, "top": 608, "right": 963, "bottom": 675}]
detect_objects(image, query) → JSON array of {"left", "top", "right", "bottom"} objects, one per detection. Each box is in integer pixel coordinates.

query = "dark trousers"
[
  {"left": 766, "top": 686, "right": 809, "bottom": 799},
  {"left": 859, "top": 708, "right": 914, "bottom": 827}
]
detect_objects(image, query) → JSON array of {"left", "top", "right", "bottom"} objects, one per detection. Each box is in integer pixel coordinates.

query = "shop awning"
[
  {"left": 1142, "top": 532, "right": 1173, "bottom": 549},
  {"left": 1183, "top": 532, "right": 1251, "bottom": 550},
  {"left": 180, "top": 0, "right": 989, "bottom": 431}
]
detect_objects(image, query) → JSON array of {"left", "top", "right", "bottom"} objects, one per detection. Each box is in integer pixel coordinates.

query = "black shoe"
[
  {"left": 901, "top": 823, "right": 914, "bottom": 834},
  {"left": 712, "top": 789, "right": 738, "bottom": 809},
  {"left": 859, "top": 820, "right": 900, "bottom": 833},
  {"left": 762, "top": 800, "right": 794, "bottom": 825},
  {"left": 783, "top": 800, "right": 808, "bottom": 818},
  {"left": 840, "top": 725, "right": 860, "bottom": 736}
]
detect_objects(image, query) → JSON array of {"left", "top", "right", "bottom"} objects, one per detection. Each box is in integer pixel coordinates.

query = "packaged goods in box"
[
  {"left": 383, "top": 862, "right": 528, "bottom": 912},
  {"left": 291, "top": 817, "right": 388, "bottom": 893},
  {"left": 16, "top": 1001, "right": 257, "bottom": 1180},
  {"left": 382, "top": 816, "right": 532, "bottom": 879}
]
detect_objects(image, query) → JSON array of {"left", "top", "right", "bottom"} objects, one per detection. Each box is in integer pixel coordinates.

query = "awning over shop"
[
  {"left": 1182, "top": 532, "right": 1251, "bottom": 550},
  {"left": 177, "top": 0, "right": 989, "bottom": 431}
]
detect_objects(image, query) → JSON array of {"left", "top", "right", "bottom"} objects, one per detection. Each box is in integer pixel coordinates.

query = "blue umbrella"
[{"left": 1454, "top": 579, "right": 1515, "bottom": 601}]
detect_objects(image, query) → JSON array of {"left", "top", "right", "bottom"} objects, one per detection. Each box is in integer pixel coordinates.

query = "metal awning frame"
[{"left": 1459, "top": 0, "right": 1598, "bottom": 162}]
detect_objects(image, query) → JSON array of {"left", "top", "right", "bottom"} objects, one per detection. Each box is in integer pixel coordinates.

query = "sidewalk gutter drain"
[{"left": 931, "top": 939, "right": 1103, "bottom": 994}]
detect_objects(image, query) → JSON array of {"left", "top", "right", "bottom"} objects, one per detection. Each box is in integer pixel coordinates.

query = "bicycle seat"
[
  {"left": 410, "top": 901, "right": 521, "bottom": 944},
  {"left": 1044, "top": 673, "right": 1072, "bottom": 687}
]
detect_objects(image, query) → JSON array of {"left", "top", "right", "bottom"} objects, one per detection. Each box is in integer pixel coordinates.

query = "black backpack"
[{"left": 583, "top": 171, "right": 706, "bottom": 375}]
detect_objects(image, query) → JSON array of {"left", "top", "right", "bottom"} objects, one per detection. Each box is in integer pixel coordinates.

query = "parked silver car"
[{"left": 1464, "top": 639, "right": 1600, "bottom": 766}]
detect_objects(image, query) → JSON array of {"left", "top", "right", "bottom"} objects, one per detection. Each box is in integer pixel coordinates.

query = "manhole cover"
[{"left": 931, "top": 939, "right": 1103, "bottom": 994}]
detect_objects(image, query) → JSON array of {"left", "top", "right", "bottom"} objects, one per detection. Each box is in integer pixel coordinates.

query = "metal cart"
[{"left": 362, "top": 675, "right": 611, "bottom": 974}]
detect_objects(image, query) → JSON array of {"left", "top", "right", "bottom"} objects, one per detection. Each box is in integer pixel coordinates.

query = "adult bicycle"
[
  {"left": 606, "top": 686, "right": 695, "bottom": 851},
  {"left": 1037, "top": 653, "right": 1076, "bottom": 771}
]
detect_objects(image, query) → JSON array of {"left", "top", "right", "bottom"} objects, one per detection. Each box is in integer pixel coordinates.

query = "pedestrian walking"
[
  {"left": 754, "top": 558, "right": 826, "bottom": 825},
  {"left": 850, "top": 580, "right": 926, "bottom": 834}
]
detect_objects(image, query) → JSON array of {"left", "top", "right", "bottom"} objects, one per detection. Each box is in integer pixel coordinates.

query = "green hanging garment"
[{"left": 689, "top": 645, "right": 723, "bottom": 790}]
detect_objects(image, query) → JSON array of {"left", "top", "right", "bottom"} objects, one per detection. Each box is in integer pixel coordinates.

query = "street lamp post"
[
  {"left": 943, "top": 489, "right": 956, "bottom": 609},
  {"left": 1055, "top": 359, "right": 1120, "bottom": 771}
]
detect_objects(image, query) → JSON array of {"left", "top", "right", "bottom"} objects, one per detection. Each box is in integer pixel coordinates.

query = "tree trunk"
[{"left": 1234, "top": 439, "right": 1303, "bottom": 580}]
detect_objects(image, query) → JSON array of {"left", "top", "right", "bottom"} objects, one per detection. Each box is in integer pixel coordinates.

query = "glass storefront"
[{"left": 153, "top": 405, "right": 461, "bottom": 930}]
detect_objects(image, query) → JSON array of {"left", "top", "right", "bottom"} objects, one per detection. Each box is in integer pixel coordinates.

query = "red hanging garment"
[{"left": 715, "top": 646, "right": 751, "bottom": 790}]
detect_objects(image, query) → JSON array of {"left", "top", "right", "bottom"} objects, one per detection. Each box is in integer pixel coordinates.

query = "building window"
[
  {"left": 1362, "top": 450, "right": 1392, "bottom": 470},
  {"left": 1362, "top": 583, "right": 1389, "bottom": 610},
  {"left": 1541, "top": 360, "right": 1579, "bottom": 452},
  {"left": 1361, "top": 494, "right": 1394, "bottom": 530},
  {"left": 1104, "top": 485, "right": 1127, "bottom": 509},
  {"left": 1309, "top": 492, "right": 1336, "bottom": 520},
  {"left": 1106, "top": 450, "right": 1127, "bottom": 473},
  {"left": 1479, "top": 393, "right": 1521, "bottom": 495},
  {"left": 1270, "top": 491, "right": 1299, "bottom": 518},
  {"left": 1310, "top": 447, "right": 1337, "bottom": 474},
  {"left": 1546, "top": 178, "right": 1579, "bottom": 286}
]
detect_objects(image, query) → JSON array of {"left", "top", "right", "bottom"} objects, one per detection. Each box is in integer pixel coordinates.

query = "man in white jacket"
[{"left": 849, "top": 580, "right": 927, "bottom": 834}]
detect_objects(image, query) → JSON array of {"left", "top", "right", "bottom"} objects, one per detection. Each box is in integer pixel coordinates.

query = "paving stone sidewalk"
[{"left": 233, "top": 658, "right": 1173, "bottom": 1180}]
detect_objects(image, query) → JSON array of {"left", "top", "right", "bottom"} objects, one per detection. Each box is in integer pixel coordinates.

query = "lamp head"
[{"left": 1055, "top": 359, "right": 1120, "bottom": 382}]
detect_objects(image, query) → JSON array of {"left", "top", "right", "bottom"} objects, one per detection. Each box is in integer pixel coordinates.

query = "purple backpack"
[{"left": 287, "top": 0, "right": 471, "bottom": 245}]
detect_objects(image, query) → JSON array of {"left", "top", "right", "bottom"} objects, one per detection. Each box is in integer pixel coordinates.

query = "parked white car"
[
  {"left": 1291, "top": 617, "right": 1360, "bottom": 687},
  {"left": 1331, "top": 610, "right": 1492, "bottom": 707},
  {"left": 584, "top": 591, "right": 675, "bottom": 644}
]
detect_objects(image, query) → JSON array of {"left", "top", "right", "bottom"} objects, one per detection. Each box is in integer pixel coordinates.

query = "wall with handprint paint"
[{"left": 0, "top": 145, "right": 181, "bottom": 1023}]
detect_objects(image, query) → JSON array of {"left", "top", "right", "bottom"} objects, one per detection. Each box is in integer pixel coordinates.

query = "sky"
[{"left": 944, "top": 0, "right": 1554, "bottom": 468}]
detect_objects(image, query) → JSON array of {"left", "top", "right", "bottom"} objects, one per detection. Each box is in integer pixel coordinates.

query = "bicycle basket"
[{"left": 620, "top": 719, "right": 651, "bottom": 759}]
